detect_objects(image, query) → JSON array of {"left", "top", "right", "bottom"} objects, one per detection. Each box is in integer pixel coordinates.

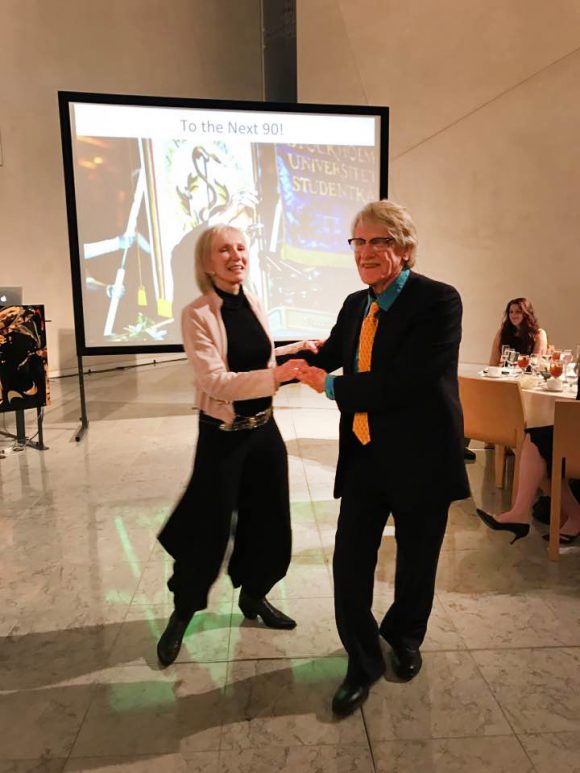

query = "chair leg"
[
  {"left": 511, "top": 443, "right": 522, "bottom": 508},
  {"left": 494, "top": 444, "right": 506, "bottom": 488},
  {"left": 548, "top": 457, "right": 562, "bottom": 561}
]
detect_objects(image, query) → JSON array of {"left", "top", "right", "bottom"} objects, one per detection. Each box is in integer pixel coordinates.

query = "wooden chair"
[
  {"left": 548, "top": 401, "right": 580, "bottom": 560},
  {"left": 459, "top": 376, "right": 526, "bottom": 502}
]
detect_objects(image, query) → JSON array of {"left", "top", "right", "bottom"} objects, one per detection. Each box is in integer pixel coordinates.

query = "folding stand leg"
[
  {"left": 28, "top": 405, "right": 49, "bottom": 451},
  {"left": 15, "top": 410, "right": 26, "bottom": 445},
  {"left": 0, "top": 408, "right": 48, "bottom": 451},
  {"left": 75, "top": 354, "right": 89, "bottom": 442}
]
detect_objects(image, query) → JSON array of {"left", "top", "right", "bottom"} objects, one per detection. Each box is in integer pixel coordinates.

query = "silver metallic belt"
[{"left": 218, "top": 406, "right": 273, "bottom": 432}]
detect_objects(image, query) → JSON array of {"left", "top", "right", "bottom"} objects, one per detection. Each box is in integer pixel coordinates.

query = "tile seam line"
[
  {"left": 392, "top": 41, "right": 580, "bottom": 162},
  {"left": 467, "top": 648, "right": 538, "bottom": 769}
]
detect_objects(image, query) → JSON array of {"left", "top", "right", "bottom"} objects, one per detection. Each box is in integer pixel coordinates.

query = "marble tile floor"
[{"left": 1, "top": 360, "right": 580, "bottom": 772}]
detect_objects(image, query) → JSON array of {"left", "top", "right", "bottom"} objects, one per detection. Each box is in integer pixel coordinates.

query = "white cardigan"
[{"left": 181, "top": 288, "right": 303, "bottom": 423}]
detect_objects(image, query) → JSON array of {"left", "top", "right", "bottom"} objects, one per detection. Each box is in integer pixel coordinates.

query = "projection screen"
[{"left": 59, "top": 92, "right": 389, "bottom": 355}]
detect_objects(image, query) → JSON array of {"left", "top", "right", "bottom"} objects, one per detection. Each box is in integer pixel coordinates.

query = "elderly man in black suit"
[{"left": 296, "top": 199, "right": 470, "bottom": 717}]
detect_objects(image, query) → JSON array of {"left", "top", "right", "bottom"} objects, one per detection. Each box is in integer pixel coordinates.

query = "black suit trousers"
[
  {"left": 334, "top": 441, "right": 449, "bottom": 683},
  {"left": 159, "top": 415, "right": 291, "bottom": 619}
]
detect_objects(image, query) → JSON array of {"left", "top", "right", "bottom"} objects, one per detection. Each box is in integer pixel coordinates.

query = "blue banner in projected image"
[{"left": 274, "top": 144, "right": 378, "bottom": 268}]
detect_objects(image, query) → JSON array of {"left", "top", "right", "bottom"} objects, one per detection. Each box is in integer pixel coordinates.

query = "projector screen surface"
[{"left": 60, "top": 93, "right": 388, "bottom": 355}]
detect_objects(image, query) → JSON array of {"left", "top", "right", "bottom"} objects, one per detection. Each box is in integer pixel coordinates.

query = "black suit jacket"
[{"left": 308, "top": 270, "right": 470, "bottom": 509}]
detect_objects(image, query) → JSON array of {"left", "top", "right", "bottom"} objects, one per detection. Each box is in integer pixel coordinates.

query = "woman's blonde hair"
[
  {"left": 194, "top": 224, "right": 245, "bottom": 293},
  {"left": 352, "top": 200, "right": 418, "bottom": 267}
]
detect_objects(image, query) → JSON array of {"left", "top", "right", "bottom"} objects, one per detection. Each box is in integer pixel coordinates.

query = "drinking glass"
[
  {"left": 507, "top": 349, "right": 518, "bottom": 369},
  {"left": 539, "top": 354, "right": 551, "bottom": 380},
  {"left": 517, "top": 354, "right": 529, "bottom": 371},
  {"left": 529, "top": 354, "right": 539, "bottom": 374},
  {"left": 560, "top": 350, "right": 573, "bottom": 379},
  {"left": 550, "top": 360, "right": 563, "bottom": 378},
  {"left": 552, "top": 349, "right": 562, "bottom": 361},
  {"left": 500, "top": 344, "right": 510, "bottom": 368}
]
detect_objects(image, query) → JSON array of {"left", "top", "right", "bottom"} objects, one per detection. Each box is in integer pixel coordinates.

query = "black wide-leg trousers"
[
  {"left": 158, "top": 414, "right": 291, "bottom": 619},
  {"left": 333, "top": 442, "right": 449, "bottom": 683}
]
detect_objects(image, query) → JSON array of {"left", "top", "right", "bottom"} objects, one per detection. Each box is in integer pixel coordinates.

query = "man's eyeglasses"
[{"left": 347, "top": 237, "right": 396, "bottom": 252}]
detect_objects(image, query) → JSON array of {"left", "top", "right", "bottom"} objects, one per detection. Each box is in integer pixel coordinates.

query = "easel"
[
  {"left": 0, "top": 300, "right": 49, "bottom": 451},
  {"left": 0, "top": 406, "right": 48, "bottom": 450},
  {"left": 75, "top": 353, "right": 89, "bottom": 442}
]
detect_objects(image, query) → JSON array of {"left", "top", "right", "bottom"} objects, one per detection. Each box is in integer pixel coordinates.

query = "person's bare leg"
[
  {"left": 559, "top": 482, "right": 580, "bottom": 536},
  {"left": 495, "top": 435, "right": 547, "bottom": 524}
]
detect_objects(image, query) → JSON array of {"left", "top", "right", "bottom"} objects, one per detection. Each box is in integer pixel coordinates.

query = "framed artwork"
[{"left": 0, "top": 305, "right": 49, "bottom": 413}]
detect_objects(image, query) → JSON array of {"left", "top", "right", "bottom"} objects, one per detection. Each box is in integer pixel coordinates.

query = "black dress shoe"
[
  {"left": 331, "top": 666, "right": 385, "bottom": 718},
  {"left": 379, "top": 630, "right": 423, "bottom": 681},
  {"left": 463, "top": 447, "right": 476, "bottom": 461},
  {"left": 238, "top": 589, "right": 297, "bottom": 629},
  {"left": 332, "top": 680, "right": 370, "bottom": 717},
  {"left": 475, "top": 508, "right": 530, "bottom": 544},
  {"left": 157, "top": 612, "right": 191, "bottom": 667},
  {"left": 390, "top": 645, "right": 422, "bottom": 681}
]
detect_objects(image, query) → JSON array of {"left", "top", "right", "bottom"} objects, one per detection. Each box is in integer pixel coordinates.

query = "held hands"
[
  {"left": 273, "top": 359, "right": 328, "bottom": 392},
  {"left": 274, "top": 358, "right": 308, "bottom": 385},
  {"left": 298, "top": 339, "right": 325, "bottom": 354},
  {"left": 295, "top": 364, "right": 327, "bottom": 393}
]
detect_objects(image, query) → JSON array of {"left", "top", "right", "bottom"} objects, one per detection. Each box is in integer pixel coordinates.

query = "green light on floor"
[
  {"left": 189, "top": 609, "right": 232, "bottom": 634},
  {"left": 291, "top": 657, "right": 346, "bottom": 683},
  {"left": 135, "top": 604, "right": 163, "bottom": 639},
  {"left": 290, "top": 500, "right": 316, "bottom": 521},
  {"left": 108, "top": 682, "right": 175, "bottom": 712},
  {"left": 115, "top": 516, "right": 142, "bottom": 578},
  {"left": 105, "top": 590, "right": 134, "bottom": 604}
]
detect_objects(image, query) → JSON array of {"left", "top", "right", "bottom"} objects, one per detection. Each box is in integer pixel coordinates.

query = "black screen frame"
[{"left": 59, "top": 91, "right": 389, "bottom": 356}]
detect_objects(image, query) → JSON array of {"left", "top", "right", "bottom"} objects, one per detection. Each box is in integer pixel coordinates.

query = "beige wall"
[
  {"left": 298, "top": 0, "right": 580, "bottom": 362},
  {"left": 3, "top": 0, "right": 579, "bottom": 370},
  {"left": 0, "top": 0, "right": 262, "bottom": 372}
]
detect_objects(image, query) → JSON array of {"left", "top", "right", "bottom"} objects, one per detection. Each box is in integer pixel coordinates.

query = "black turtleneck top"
[{"left": 215, "top": 286, "right": 272, "bottom": 417}]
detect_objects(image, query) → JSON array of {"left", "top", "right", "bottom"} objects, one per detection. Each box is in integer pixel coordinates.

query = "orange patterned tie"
[{"left": 352, "top": 301, "right": 379, "bottom": 444}]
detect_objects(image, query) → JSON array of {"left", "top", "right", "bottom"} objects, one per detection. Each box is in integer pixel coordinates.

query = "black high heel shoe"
[
  {"left": 476, "top": 508, "right": 530, "bottom": 544},
  {"left": 238, "top": 589, "right": 297, "bottom": 629},
  {"left": 542, "top": 531, "right": 580, "bottom": 545}
]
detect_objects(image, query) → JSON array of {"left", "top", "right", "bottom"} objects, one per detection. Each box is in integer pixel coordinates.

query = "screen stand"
[
  {"left": 76, "top": 354, "right": 89, "bottom": 442},
  {"left": 15, "top": 410, "right": 25, "bottom": 444},
  {"left": 0, "top": 407, "right": 48, "bottom": 451}
]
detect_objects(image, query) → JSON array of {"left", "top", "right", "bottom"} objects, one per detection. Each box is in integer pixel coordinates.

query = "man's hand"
[
  {"left": 274, "top": 358, "right": 307, "bottom": 385},
  {"left": 296, "top": 364, "right": 327, "bottom": 393}
]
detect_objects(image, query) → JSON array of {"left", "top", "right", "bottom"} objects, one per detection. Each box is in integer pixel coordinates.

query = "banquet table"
[{"left": 459, "top": 363, "right": 577, "bottom": 428}]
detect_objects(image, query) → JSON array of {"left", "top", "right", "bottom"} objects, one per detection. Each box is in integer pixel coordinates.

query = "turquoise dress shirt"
[{"left": 324, "top": 267, "right": 410, "bottom": 399}]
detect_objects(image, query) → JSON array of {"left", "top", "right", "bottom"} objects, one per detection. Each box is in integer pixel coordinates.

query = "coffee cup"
[
  {"left": 546, "top": 377, "right": 564, "bottom": 392},
  {"left": 487, "top": 366, "right": 502, "bottom": 378}
]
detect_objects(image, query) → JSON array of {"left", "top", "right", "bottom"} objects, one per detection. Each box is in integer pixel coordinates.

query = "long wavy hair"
[{"left": 499, "top": 297, "right": 540, "bottom": 354}]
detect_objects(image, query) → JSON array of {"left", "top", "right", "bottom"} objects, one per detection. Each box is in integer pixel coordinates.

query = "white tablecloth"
[{"left": 459, "top": 363, "right": 577, "bottom": 428}]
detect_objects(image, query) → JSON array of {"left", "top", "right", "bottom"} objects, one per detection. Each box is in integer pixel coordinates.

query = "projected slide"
[{"left": 60, "top": 95, "right": 388, "bottom": 354}]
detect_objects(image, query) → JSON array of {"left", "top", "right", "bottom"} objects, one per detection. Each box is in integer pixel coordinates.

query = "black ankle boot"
[
  {"left": 238, "top": 589, "right": 297, "bottom": 629},
  {"left": 157, "top": 611, "right": 191, "bottom": 667}
]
